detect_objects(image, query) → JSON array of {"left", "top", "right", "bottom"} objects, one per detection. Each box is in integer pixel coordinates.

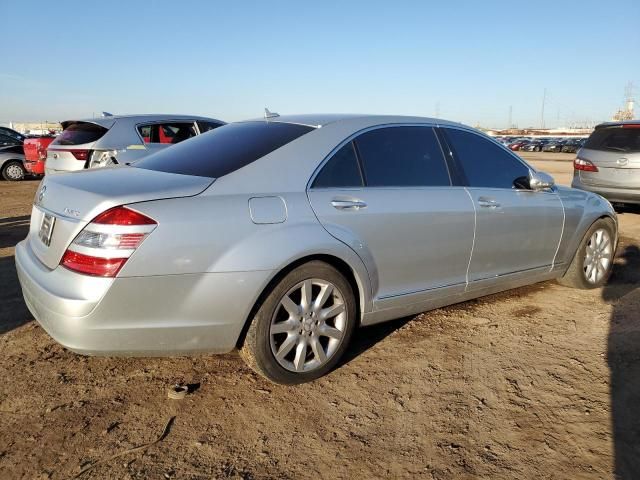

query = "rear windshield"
[
  {"left": 52, "top": 122, "right": 108, "bottom": 146},
  {"left": 135, "top": 121, "right": 314, "bottom": 178},
  {"left": 584, "top": 126, "right": 640, "bottom": 153}
]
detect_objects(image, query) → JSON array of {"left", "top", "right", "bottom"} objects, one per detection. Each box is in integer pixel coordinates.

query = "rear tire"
[
  {"left": 1, "top": 161, "right": 26, "bottom": 181},
  {"left": 558, "top": 218, "right": 616, "bottom": 289},
  {"left": 240, "top": 261, "right": 357, "bottom": 384}
]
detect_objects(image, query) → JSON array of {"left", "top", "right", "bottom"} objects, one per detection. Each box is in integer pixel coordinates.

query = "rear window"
[
  {"left": 584, "top": 126, "right": 640, "bottom": 153},
  {"left": 135, "top": 121, "right": 314, "bottom": 178},
  {"left": 52, "top": 122, "right": 108, "bottom": 146}
]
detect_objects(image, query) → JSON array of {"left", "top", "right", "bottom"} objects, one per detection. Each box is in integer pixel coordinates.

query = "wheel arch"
[{"left": 235, "top": 253, "right": 368, "bottom": 349}]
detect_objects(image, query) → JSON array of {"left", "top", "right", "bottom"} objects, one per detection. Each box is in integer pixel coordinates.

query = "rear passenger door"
[
  {"left": 308, "top": 125, "right": 475, "bottom": 303},
  {"left": 441, "top": 127, "right": 564, "bottom": 285}
]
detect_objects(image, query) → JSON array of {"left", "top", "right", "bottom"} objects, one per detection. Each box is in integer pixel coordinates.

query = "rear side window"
[
  {"left": 584, "top": 126, "right": 640, "bottom": 153},
  {"left": 443, "top": 128, "right": 529, "bottom": 189},
  {"left": 135, "top": 121, "right": 314, "bottom": 178},
  {"left": 52, "top": 122, "right": 108, "bottom": 146},
  {"left": 138, "top": 122, "right": 197, "bottom": 144},
  {"left": 355, "top": 126, "right": 450, "bottom": 187},
  {"left": 197, "top": 121, "right": 223, "bottom": 134},
  {"left": 312, "top": 142, "right": 363, "bottom": 188}
]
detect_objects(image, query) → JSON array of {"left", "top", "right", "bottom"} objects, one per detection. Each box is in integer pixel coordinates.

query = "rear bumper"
[
  {"left": 572, "top": 175, "right": 640, "bottom": 204},
  {"left": 15, "top": 239, "right": 273, "bottom": 355}
]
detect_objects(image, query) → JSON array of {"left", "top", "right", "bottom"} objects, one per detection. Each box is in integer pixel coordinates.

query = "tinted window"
[
  {"left": 354, "top": 126, "right": 450, "bottom": 187},
  {"left": 584, "top": 126, "right": 640, "bottom": 153},
  {"left": 197, "top": 121, "right": 223, "bottom": 133},
  {"left": 312, "top": 142, "right": 363, "bottom": 188},
  {"left": 0, "top": 128, "right": 24, "bottom": 141},
  {"left": 444, "top": 128, "right": 529, "bottom": 189},
  {"left": 136, "top": 122, "right": 314, "bottom": 178},
  {"left": 0, "top": 133, "right": 21, "bottom": 146},
  {"left": 52, "top": 122, "right": 108, "bottom": 146}
]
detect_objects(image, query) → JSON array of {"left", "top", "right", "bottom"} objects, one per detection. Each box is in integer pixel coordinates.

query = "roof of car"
[
  {"left": 241, "top": 113, "right": 463, "bottom": 129},
  {"left": 595, "top": 120, "right": 640, "bottom": 128},
  {"left": 62, "top": 114, "right": 225, "bottom": 128}
]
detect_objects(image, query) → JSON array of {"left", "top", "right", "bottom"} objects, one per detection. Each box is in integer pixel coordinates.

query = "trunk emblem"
[
  {"left": 36, "top": 185, "right": 46, "bottom": 205},
  {"left": 617, "top": 157, "right": 629, "bottom": 166}
]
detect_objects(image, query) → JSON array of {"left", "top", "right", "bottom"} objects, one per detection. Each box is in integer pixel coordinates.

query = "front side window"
[
  {"left": 136, "top": 121, "right": 314, "bottom": 178},
  {"left": 312, "top": 142, "right": 363, "bottom": 188},
  {"left": 443, "top": 128, "right": 529, "bottom": 189},
  {"left": 354, "top": 126, "right": 450, "bottom": 187},
  {"left": 197, "top": 121, "right": 223, "bottom": 134}
]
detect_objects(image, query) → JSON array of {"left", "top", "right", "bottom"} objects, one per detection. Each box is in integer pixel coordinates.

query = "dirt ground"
[{"left": 1, "top": 153, "right": 639, "bottom": 479}]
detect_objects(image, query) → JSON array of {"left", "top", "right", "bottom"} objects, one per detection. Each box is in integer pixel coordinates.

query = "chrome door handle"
[
  {"left": 477, "top": 197, "right": 500, "bottom": 208},
  {"left": 331, "top": 200, "right": 367, "bottom": 210}
]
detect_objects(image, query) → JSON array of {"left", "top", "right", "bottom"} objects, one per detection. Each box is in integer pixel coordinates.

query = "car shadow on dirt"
[
  {"left": 0, "top": 215, "right": 32, "bottom": 334},
  {"left": 0, "top": 215, "right": 30, "bottom": 249},
  {"left": 604, "top": 237, "right": 640, "bottom": 479},
  {"left": 0, "top": 255, "right": 32, "bottom": 335},
  {"left": 340, "top": 316, "right": 412, "bottom": 366}
]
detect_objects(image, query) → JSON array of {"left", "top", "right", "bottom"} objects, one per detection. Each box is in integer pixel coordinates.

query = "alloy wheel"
[
  {"left": 583, "top": 228, "right": 613, "bottom": 284},
  {"left": 269, "top": 278, "right": 347, "bottom": 373}
]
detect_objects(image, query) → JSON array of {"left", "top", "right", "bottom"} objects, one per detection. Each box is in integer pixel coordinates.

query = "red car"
[{"left": 23, "top": 135, "right": 56, "bottom": 176}]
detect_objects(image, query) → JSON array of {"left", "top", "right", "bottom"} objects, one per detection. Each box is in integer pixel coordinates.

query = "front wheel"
[
  {"left": 558, "top": 218, "right": 616, "bottom": 289},
  {"left": 1, "top": 161, "right": 26, "bottom": 181},
  {"left": 240, "top": 261, "right": 357, "bottom": 384}
]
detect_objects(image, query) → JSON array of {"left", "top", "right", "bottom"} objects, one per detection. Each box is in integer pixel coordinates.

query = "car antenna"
[
  {"left": 264, "top": 108, "right": 279, "bottom": 119},
  {"left": 102, "top": 111, "right": 114, "bottom": 117}
]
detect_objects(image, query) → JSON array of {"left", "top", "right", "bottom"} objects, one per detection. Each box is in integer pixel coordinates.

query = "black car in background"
[
  {"left": 542, "top": 140, "right": 566, "bottom": 152},
  {"left": 0, "top": 127, "right": 25, "bottom": 147},
  {"left": 561, "top": 138, "right": 586, "bottom": 153}
]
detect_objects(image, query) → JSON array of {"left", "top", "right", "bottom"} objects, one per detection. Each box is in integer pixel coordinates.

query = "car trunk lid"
[{"left": 28, "top": 166, "right": 214, "bottom": 269}]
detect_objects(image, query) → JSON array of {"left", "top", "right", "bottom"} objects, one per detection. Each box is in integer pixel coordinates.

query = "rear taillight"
[
  {"left": 60, "top": 206, "right": 157, "bottom": 277},
  {"left": 51, "top": 149, "right": 90, "bottom": 161},
  {"left": 574, "top": 157, "right": 599, "bottom": 172},
  {"left": 622, "top": 124, "right": 640, "bottom": 129}
]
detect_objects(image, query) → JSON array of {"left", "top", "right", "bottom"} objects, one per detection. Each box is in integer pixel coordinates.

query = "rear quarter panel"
[{"left": 125, "top": 192, "right": 374, "bottom": 314}]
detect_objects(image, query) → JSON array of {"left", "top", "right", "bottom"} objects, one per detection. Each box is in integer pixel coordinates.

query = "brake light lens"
[
  {"left": 60, "top": 206, "right": 157, "bottom": 277},
  {"left": 60, "top": 251, "right": 128, "bottom": 277},
  {"left": 50, "top": 149, "right": 90, "bottom": 161},
  {"left": 622, "top": 124, "right": 640, "bottom": 129},
  {"left": 574, "top": 157, "right": 599, "bottom": 172}
]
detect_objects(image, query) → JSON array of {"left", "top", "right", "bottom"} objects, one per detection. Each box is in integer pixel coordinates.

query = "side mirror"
[{"left": 528, "top": 170, "right": 555, "bottom": 191}]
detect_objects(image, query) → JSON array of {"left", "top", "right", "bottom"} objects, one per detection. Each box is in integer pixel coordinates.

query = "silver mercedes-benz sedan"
[{"left": 16, "top": 114, "right": 618, "bottom": 384}]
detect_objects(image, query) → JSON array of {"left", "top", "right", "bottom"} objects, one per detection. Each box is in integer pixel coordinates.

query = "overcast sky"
[{"left": 2, "top": 0, "right": 639, "bottom": 128}]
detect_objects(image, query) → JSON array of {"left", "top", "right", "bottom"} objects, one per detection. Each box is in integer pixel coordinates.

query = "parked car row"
[
  {"left": 493, "top": 136, "right": 587, "bottom": 153},
  {"left": 14, "top": 112, "right": 623, "bottom": 383}
]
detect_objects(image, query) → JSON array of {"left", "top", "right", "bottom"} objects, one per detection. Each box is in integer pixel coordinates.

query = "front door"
[{"left": 441, "top": 127, "right": 564, "bottom": 283}]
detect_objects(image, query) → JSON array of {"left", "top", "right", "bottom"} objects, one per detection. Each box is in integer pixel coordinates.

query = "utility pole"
[
  {"left": 540, "top": 88, "right": 547, "bottom": 129},
  {"left": 508, "top": 105, "right": 513, "bottom": 129},
  {"left": 435, "top": 102, "right": 440, "bottom": 118}
]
